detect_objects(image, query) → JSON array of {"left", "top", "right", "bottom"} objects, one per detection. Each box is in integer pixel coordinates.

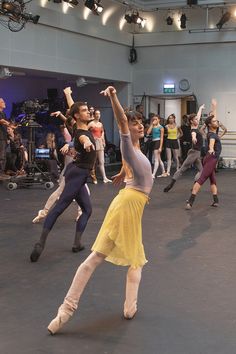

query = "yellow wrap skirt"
[{"left": 91, "top": 188, "right": 149, "bottom": 268}]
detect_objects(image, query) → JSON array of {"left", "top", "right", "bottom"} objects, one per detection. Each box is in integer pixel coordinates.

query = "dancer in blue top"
[{"left": 146, "top": 115, "right": 166, "bottom": 178}]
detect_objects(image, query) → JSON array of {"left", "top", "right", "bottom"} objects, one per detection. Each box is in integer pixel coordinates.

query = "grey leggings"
[{"left": 173, "top": 149, "right": 202, "bottom": 181}]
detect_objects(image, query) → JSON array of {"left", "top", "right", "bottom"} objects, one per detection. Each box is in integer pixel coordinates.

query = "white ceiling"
[{"left": 113, "top": 0, "right": 236, "bottom": 10}]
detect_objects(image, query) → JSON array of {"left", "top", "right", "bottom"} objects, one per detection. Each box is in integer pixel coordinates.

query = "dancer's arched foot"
[
  {"left": 30, "top": 243, "right": 44, "bottom": 262},
  {"left": 32, "top": 210, "right": 48, "bottom": 223},
  {"left": 48, "top": 306, "right": 73, "bottom": 335}
]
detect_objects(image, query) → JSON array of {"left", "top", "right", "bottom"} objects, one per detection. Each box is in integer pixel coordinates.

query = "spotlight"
[
  {"left": 166, "top": 15, "right": 173, "bottom": 25},
  {"left": 180, "top": 13, "right": 187, "bottom": 29},
  {"left": 124, "top": 13, "right": 132, "bottom": 24},
  {"left": 84, "top": 0, "right": 103, "bottom": 15},
  {"left": 22, "top": 13, "right": 40, "bottom": 24},
  {"left": 63, "top": 0, "right": 78, "bottom": 7},
  {"left": 124, "top": 11, "right": 146, "bottom": 28},
  {"left": 216, "top": 11, "right": 231, "bottom": 30}
]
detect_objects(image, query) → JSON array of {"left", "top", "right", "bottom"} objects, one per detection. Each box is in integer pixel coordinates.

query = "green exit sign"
[{"left": 163, "top": 84, "right": 175, "bottom": 94}]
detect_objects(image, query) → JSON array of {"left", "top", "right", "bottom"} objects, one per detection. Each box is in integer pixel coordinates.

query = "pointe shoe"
[
  {"left": 48, "top": 307, "right": 72, "bottom": 335},
  {"left": 123, "top": 302, "right": 137, "bottom": 320},
  {"left": 103, "top": 178, "right": 112, "bottom": 183},
  {"left": 32, "top": 210, "right": 48, "bottom": 223}
]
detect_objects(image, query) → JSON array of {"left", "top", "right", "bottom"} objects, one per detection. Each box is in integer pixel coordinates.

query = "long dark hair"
[{"left": 125, "top": 111, "right": 143, "bottom": 123}]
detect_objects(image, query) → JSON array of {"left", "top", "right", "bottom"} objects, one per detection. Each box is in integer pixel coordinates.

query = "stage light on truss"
[
  {"left": 216, "top": 11, "right": 231, "bottom": 30},
  {"left": 84, "top": 0, "right": 103, "bottom": 15},
  {"left": 180, "top": 13, "right": 187, "bottom": 29}
]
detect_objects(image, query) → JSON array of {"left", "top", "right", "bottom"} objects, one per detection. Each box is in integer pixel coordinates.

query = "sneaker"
[
  {"left": 185, "top": 202, "right": 192, "bottom": 210},
  {"left": 103, "top": 178, "right": 112, "bottom": 183},
  {"left": 211, "top": 202, "right": 219, "bottom": 207}
]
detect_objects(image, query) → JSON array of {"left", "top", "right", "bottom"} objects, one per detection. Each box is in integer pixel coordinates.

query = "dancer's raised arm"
[
  {"left": 196, "top": 104, "right": 205, "bottom": 125},
  {"left": 100, "top": 86, "right": 129, "bottom": 134},
  {"left": 64, "top": 87, "right": 74, "bottom": 109}
]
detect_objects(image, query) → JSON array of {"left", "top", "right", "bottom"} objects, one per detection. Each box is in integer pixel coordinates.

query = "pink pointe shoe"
[
  {"left": 47, "top": 306, "right": 73, "bottom": 335},
  {"left": 32, "top": 209, "right": 48, "bottom": 223}
]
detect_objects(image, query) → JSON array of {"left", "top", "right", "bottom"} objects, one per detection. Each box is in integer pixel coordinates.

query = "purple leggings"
[
  {"left": 43, "top": 162, "right": 92, "bottom": 233},
  {"left": 197, "top": 153, "right": 218, "bottom": 186}
]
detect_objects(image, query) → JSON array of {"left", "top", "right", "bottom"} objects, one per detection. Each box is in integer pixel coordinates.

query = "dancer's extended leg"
[
  {"left": 48, "top": 252, "right": 105, "bottom": 334},
  {"left": 124, "top": 267, "right": 142, "bottom": 319}
]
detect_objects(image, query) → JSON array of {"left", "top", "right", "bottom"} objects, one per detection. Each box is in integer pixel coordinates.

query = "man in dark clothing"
[
  {"left": 180, "top": 114, "right": 192, "bottom": 162},
  {"left": 0, "top": 98, "right": 10, "bottom": 177}
]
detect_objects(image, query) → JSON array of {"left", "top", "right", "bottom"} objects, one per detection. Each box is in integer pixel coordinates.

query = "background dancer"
[
  {"left": 32, "top": 114, "right": 86, "bottom": 223},
  {"left": 186, "top": 99, "right": 221, "bottom": 209},
  {"left": 146, "top": 114, "right": 166, "bottom": 178},
  {"left": 165, "top": 114, "right": 183, "bottom": 176},
  {"left": 47, "top": 85, "right": 153, "bottom": 335},
  {"left": 163, "top": 104, "right": 205, "bottom": 192},
  {"left": 30, "top": 101, "right": 96, "bottom": 261},
  {"left": 88, "top": 109, "right": 112, "bottom": 184}
]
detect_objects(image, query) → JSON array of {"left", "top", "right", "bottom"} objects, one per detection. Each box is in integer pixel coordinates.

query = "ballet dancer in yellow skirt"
[{"left": 47, "top": 86, "right": 153, "bottom": 335}]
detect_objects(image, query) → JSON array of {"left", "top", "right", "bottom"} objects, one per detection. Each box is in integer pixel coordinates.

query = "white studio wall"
[
  {"left": 165, "top": 99, "right": 182, "bottom": 126},
  {"left": 132, "top": 42, "right": 236, "bottom": 130}
]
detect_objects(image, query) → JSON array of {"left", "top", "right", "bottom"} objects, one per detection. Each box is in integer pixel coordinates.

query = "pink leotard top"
[{"left": 90, "top": 126, "right": 103, "bottom": 139}]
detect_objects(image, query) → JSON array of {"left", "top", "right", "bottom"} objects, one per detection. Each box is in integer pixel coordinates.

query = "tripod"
[{"left": 6, "top": 118, "right": 55, "bottom": 190}]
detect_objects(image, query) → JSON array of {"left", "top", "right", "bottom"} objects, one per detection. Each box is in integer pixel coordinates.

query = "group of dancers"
[{"left": 29, "top": 86, "right": 223, "bottom": 335}]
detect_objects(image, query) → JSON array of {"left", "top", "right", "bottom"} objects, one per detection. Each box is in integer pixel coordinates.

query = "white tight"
[
  {"left": 166, "top": 148, "right": 180, "bottom": 174},
  {"left": 152, "top": 150, "right": 165, "bottom": 177},
  {"left": 96, "top": 150, "right": 108, "bottom": 180}
]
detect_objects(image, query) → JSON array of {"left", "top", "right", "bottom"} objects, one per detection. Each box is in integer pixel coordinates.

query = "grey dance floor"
[{"left": 1, "top": 169, "right": 236, "bottom": 354}]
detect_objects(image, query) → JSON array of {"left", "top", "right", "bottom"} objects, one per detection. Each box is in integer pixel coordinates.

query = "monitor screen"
[{"left": 35, "top": 148, "right": 50, "bottom": 159}]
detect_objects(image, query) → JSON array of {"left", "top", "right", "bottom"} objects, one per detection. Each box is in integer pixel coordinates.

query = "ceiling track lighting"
[
  {"left": 124, "top": 10, "right": 146, "bottom": 28},
  {"left": 63, "top": 0, "right": 79, "bottom": 7},
  {"left": 84, "top": 0, "right": 103, "bottom": 15}
]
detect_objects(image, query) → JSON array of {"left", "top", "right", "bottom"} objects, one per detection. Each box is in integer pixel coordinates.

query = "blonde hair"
[{"left": 46, "top": 132, "right": 56, "bottom": 150}]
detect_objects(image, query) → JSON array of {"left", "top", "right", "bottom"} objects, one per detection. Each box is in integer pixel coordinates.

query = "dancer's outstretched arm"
[
  {"left": 100, "top": 86, "right": 129, "bottom": 134},
  {"left": 50, "top": 111, "right": 67, "bottom": 122}
]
